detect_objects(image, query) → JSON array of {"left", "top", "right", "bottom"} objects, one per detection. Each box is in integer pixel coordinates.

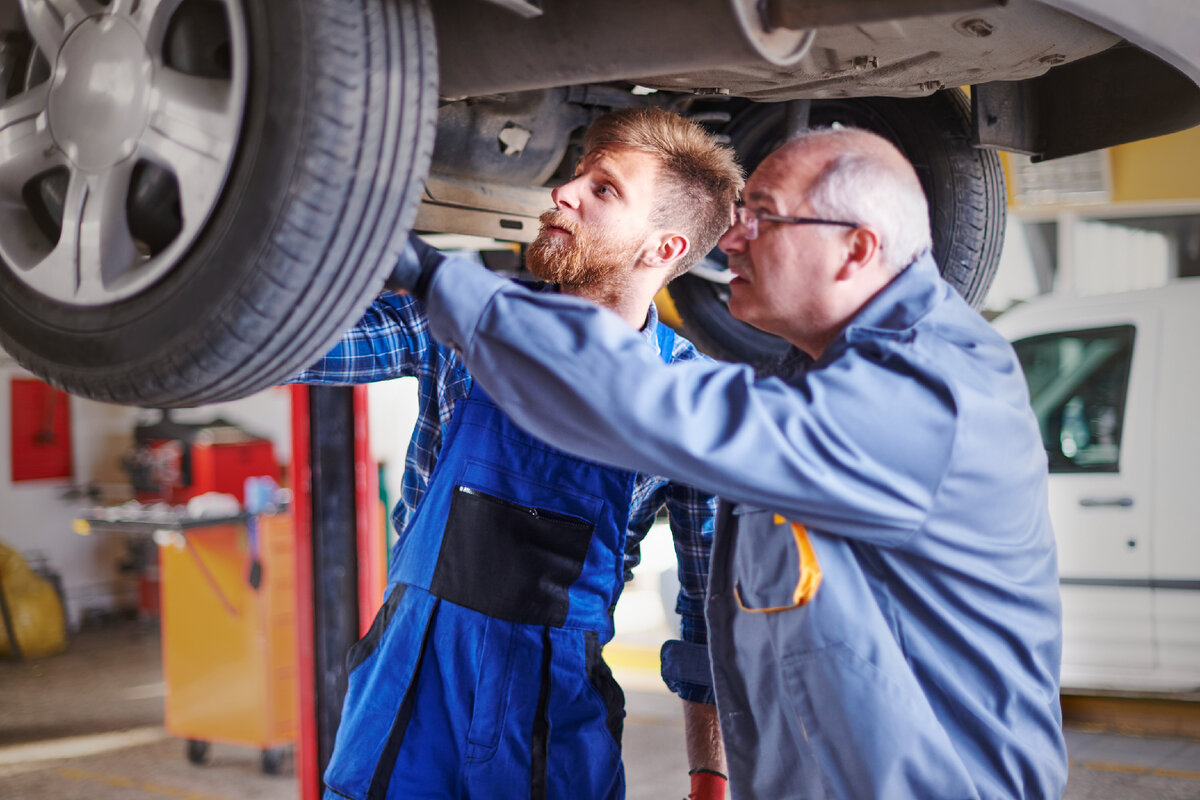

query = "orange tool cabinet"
[
  {"left": 74, "top": 509, "right": 299, "bottom": 771},
  {"left": 158, "top": 513, "right": 298, "bottom": 772}
]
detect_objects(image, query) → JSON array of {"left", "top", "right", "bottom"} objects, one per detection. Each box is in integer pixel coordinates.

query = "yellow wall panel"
[{"left": 1108, "top": 127, "right": 1200, "bottom": 204}]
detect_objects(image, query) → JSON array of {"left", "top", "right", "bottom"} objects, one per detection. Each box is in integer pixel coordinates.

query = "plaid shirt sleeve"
[
  {"left": 626, "top": 316, "right": 720, "bottom": 704},
  {"left": 662, "top": 321, "right": 719, "bottom": 647},
  {"left": 291, "top": 290, "right": 473, "bottom": 535},
  {"left": 291, "top": 292, "right": 436, "bottom": 384},
  {"left": 663, "top": 481, "right": 718, "bottom": 647}
]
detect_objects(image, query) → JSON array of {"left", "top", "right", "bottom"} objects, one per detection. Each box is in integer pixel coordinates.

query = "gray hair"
[{"left": 790, "top": 127, "right": 932, "bottom": 274}]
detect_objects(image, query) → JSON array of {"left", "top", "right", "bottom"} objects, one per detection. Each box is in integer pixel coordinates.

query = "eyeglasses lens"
[{"left": 735, "top": 207, "right": 758, "bottom": 240}]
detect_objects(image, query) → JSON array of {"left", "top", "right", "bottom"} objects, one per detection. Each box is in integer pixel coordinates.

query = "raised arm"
[
  {"left": 424, "top": 256, "right": 955, "bottom": 544},
  {"left": 292, "top": 292, "right": 436, "bottom": 385}
]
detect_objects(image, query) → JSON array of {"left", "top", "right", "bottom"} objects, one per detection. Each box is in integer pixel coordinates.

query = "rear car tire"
[
  {"left": 0, "top": 0, "right": 438, "bottom": 406},
  {"left": 669, "top": 90, "right": 1006, "bottom": 365}
]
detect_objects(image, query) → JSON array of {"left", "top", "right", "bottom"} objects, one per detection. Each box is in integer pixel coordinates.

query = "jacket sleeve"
[{"left": 426, "top": 257, "right": 956, "bottom": 546}]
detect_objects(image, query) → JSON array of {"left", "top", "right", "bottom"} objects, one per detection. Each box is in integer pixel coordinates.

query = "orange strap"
[{"left": 734, "top": 515, "right": 823, "bottom": 613}]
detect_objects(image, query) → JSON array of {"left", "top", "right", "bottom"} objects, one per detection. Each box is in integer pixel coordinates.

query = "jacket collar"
[
  {"left": 769, "top": 250, "right": 945, "bottom": 373},
  {"left": 855, "top": 251, "right": 942, "bottom": 326},
  {"left": 639, "top": 300, "right": 663, "bottom": 351},
  {"left": 534, "top": 277, "right": 665, "bottom": 354}
]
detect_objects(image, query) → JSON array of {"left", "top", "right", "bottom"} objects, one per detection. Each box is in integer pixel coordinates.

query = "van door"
[
  {"left": 1149, "top": 289, "right": 1200, "bottom": 689},
  {"left": 1011, "top": 308, "right": 1158, "bottom": 689}
]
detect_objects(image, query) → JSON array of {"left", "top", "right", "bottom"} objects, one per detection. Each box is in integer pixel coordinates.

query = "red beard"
[{"left": 525, "top": 210, "right": 642, "bottom": 294}]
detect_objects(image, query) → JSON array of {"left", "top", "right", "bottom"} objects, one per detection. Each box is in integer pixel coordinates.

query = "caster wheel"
[
  {"left": 186, "top": 739, "right": 210, "bottom": 765},
  {"left": 261, "top": 745, "right": 290, "bottom": 775}
]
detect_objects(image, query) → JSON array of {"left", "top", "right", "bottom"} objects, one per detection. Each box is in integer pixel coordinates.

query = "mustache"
[
  {"left": 726, "top": 254, "right": 751, "bottom": 275},
  {"left": 538, "top": 209, "right": 580, "bottom": 236}
]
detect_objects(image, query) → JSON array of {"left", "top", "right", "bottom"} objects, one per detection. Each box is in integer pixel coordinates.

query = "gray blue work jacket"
[{"left": 427, "top": 252, "right": 1068, "bottom": 799}]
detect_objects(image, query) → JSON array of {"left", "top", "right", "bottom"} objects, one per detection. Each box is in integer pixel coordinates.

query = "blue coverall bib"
[{"left": 322, "top": 333, "right": 670, "bottom": 800}]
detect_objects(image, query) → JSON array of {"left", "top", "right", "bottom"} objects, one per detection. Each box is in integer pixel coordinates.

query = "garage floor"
[{"left": 2, "top": 601, "right": 1199, "bottom": 799}]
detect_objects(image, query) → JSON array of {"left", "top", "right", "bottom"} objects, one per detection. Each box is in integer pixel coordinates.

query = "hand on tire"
[{"left": 386, "top": 232, "right": 444, "bottom": 297}]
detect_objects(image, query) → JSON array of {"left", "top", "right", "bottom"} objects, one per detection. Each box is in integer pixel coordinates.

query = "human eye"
[
  {"left": 594, "top": 182, "right": 615, "bottom": 198},
  {"left": 740, "top": 205, "right": 765, "bottom": 224}
]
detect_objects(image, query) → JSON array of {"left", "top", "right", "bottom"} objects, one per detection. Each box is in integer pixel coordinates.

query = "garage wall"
[
  {"left": 366, "top": 377, "right": 421, "bottom": 549},
  {"left": 1, "top": 360, "right": 134, "bottom": 628},
  {"left": 0, "top": 351, "right": 294, "bottom": 629}
]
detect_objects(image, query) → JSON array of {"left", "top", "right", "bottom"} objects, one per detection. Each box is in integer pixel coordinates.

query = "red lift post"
[{"left": 290, "top": 384, "right": 383, "bottom": 800}]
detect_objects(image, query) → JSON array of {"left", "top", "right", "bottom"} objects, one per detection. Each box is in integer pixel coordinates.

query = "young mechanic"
[{"left": 296, "top": 107, "right": 744, "bottom": 800}]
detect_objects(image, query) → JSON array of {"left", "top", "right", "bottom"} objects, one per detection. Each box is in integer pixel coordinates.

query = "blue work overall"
[{"left": 323, "top": 323, "right": 678, "bottom": 800}]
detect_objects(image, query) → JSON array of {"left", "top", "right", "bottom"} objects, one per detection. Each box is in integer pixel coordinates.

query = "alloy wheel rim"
[{"left": 0, "top": 0, "right": 248, "bottom": 306}]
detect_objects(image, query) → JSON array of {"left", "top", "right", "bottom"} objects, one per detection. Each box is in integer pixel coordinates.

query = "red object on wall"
[
  {"left": 10, "top": 378, "right": 72, "bottom": 482},
  {"left": 137, "top": 438, "right": 279, "bottom": 505},
  {"left": 189, "top": 440, "right": 279, "bottom": 504}
]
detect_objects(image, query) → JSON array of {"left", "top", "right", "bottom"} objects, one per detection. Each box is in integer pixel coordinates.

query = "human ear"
[
  {"left": 835, "top": 226, "right": 881, "bottom": 281},
  {"left": 644, "top": 233, "right": 690, "bottom": 270}
]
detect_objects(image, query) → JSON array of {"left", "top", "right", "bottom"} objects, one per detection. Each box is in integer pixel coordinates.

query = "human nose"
[
  {"left": 719, "top": 221, "right": 749, "bottom": 254},
  {"left": 550, "top": 176, "right": 584, "bottom": 210}
]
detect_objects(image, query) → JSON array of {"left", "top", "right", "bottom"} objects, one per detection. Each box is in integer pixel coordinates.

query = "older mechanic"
[{"left": 394, "top": 126, "right": 1068, "bottom": 798}]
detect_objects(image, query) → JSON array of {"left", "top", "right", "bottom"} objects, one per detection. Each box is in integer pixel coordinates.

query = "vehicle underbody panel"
[
  {"left": 437, "top": 0, "right": 1119, "bottom": 101},
  {"left": 437, "top": 0, "right": 1200, "bottom": 160}
]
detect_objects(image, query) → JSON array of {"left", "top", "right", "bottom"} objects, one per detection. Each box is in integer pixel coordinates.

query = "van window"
[{"left": 1012, "top": 325, "right": 1135, "bottom": 473}]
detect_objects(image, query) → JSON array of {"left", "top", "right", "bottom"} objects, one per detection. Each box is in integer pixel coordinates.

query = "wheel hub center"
[{"left": 48, "top": 15, "right": 152, "bottom": 173}]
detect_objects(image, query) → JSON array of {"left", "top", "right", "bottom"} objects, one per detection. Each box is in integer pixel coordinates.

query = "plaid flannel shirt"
[{"left": 294, "top": 285, "right": 718, "bottom": 702}]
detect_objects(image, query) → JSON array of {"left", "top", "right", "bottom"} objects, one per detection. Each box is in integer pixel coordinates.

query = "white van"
[{"left": 993, "top": 280, "right": 1200, "bottom": 694}]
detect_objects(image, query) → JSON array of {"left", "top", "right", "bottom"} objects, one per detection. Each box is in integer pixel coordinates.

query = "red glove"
[{"left": 688, "top": 769, "right": 727, "bottom": 800}]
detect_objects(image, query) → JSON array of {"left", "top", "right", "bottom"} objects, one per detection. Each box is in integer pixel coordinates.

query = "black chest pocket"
[{"left": 430, "top": 486, "right": 595, "bottom": 627}]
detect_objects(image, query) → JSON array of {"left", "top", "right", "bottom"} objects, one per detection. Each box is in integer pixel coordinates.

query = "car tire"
[
  {"left": 669, "top": 90, "right": 1006, "bottom": 365},
  {"left": 0, "top": 0, "right": 438, "bottom": 407}
]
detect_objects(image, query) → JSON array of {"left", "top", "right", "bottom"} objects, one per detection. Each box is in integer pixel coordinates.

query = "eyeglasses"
[{"left": 731, "top": 205, "right": 858, "bottom": 241}]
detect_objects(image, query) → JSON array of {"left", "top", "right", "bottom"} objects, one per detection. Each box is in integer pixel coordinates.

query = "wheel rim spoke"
[
  {"left": 126, "top": 0, "right": 185, "bottom": 51},
  {"left": 22, "top": 167, "right": 86, "bottom": 299},
  {"left": 0, "top": 87, "right": 57, "bottom": 197},
  {"left": 0, "top": 86, "right": 64, "bottom": 276},
  {"left": 143, "top": 67, "right": 239, "bottom": 226},
  {"left": 46, "top": 0, "right": 102, "bottom": 21},
  {"left": 18, "top": 0, "right": 104, "bottom": 57},
  {"left": 0, "top": 122, "right": 59, "bottom": 202},
  {"left": 107, "top": 0, "right": 143, "bottom": 18},
  {"left": 78, "top": 162, "right": 140, "bottom": 301},
  {"left": 151, "top": 66, "right": 241, "bottom": 156},
  {"left": 0, "top": 83, "right": 50, "bottom": 133},
  {"left": 22, "top": 163, "right": 140, "bottom": 303}
]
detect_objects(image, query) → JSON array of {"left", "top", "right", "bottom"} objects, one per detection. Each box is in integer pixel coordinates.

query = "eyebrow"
[
  {"left": 579, "top": 154, "right": 628, "bottom": 193},
  {"left": 744, "top": 188, "right": 777, "bottom": 206}
]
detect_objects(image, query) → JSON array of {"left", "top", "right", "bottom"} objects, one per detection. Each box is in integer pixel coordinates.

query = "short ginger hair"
[{"left": 583, "top": 107, "right": 744, "bottom": 279}]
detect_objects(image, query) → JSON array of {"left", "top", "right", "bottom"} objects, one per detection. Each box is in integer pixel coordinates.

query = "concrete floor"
[{"left": 3, "top": 601, "right": 1200, "bottom": 799}]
